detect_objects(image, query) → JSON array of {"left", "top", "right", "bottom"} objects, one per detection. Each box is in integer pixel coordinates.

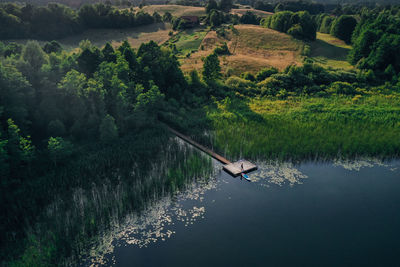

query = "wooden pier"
[{"left": 167, "top": 126, "right": 257, "bottom": 177}]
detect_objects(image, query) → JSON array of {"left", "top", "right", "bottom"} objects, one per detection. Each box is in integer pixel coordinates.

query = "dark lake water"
[{"left": 84, "top": 159, "right": 400, "bottom": 266}]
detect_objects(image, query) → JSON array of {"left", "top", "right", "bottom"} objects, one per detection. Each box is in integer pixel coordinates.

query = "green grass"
[
  {"left": 204, "top": 95, "right": 400, "bottom": 161},
  {"left": 166, "top": 28, "right": 208, "bottom": 56},
  {"left": 310, "top": 32, "right": 353, "bottom": 70}
]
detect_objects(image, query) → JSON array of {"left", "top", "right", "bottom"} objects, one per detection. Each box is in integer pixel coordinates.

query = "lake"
[{"left": 82, "top": 157, "right": 400, "bottom": 266}]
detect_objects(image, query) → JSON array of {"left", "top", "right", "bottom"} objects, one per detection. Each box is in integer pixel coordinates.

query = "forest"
[{"left": 1, "top": 0, "right": 400, "bottom": 265}]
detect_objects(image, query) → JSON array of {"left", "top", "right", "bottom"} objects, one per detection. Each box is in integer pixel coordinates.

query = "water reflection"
[
  {"left": 81, "top": 158, "right": 400, "bottom": 266},
  {"left": 83, "top": 172, "right": 218, "bottom": 266}
]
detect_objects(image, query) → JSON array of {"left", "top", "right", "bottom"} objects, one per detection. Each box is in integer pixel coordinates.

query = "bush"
[
  {"left": 255, "top": 67, "right": 279, "bottom": 81},
  {"left": 326, "top": 81, "right": 356, "bottom": 95},
  {"left": 330, "top": 15, "right": 357, "bottom": 44},
  {"left": 214, "top": 42, "right": 230, "bottom": 55},
  {"left": 262, "top": 11, "right": 316, "bottom": 41}
]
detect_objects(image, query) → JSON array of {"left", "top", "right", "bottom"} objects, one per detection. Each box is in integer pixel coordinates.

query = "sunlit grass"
[{"left": 206, "top": 95, "right": 400, "bottom": 161}]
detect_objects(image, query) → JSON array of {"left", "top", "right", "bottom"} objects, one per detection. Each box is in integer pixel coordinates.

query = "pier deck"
[
  {"left": 167, "top": 126, "right": 257, "bottom": 177},
  {"left": 223, "top": 160, "right": 258, "bottom": 176}
]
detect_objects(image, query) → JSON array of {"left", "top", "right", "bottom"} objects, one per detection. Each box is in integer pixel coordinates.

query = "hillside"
[
  {"left": 133, "top": 5, "right": 206, "bottom": 17},
  {"left": 310, "top": 32, "right": 353, "bottom": 70},
  {"left": 5, "top": 23, "right": 172, "bottom": 51},
  {"left": 180, "top": 25, "right": 303, "bottom": 75}
]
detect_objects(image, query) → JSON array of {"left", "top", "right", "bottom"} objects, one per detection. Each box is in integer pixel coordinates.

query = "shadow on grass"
[
  {"left": 310, "top": 39, "right": 350, "bottom": 61},
  {"left": 224, "top": 97, "right": 265, "bottom": 123},
  {"left": 57, "top": 22, "right": 169, "bottom": 49}
]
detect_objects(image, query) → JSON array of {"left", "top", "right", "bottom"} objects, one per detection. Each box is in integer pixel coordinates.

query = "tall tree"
[{"left": 202, "top": 52, "right": 221, "bottom": 82}]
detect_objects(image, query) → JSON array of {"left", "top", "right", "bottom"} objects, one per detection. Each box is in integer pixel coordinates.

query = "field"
[
  {"left": 309, "top": 32, "right": 353, "bottom": 70},
  {"left": 165, "top": 27, "right": 209, "bottom": 55},
  {"left": 180, "top": 25, "right": 303, "bottom": 75},
  {"left": 5, "top": 23, "right": 172, "bottom": 51},
  {"left": 230, "top": 8, "right": 273, "bottom": 18},
  {"left": 133, "top": 5, "right": 206, "bottom": 17},
  {"left": 205, "top": 95, "right": 400, "bottom": 161}
]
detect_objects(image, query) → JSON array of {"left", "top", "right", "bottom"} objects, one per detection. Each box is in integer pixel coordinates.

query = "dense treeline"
[
  {"left": 0, "top": 2, "right": 157, "bottom": 40},
  {"left": 261, "top": 11, "right": 317, "bottom": 41},
  {"left": 349, "top": 9, "right": 400, "bottom": 77},
  {"left": 0, "top": 39, "right": 209, "bottom": 263},
  {"left": 313, "top": 5, "right": 400, "bottom": 79}
]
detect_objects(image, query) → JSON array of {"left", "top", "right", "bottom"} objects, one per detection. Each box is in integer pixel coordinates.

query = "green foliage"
[
  {"left": 0, "top": 3, "right": 158, "bottom": 40},
  {"left": 349, "top": 10, "right": 400, "bottom": 79},
  {"left": 319, "top": 16, "right": 335, "bottom": 34},
  {"left": 209, "top": 10, "right": 222, "bottom": 28},
  {"left": 99, "top": 114, "right": 118, "bottom": 143},
  {"left": 47, "top": 120, "right": 66, "bottom": 137},
  {"left": 255, "top": 67, "right": 278, "bottom": 82},
  {"left": 202, "top": 52, "right": 221, "bottom": 82},
  {"left": 239, "top": 11, "right": 260, "bottom": 25},
  {"left": 262, "top": 11, "right": 317, "bottom": 41},
  {"left": 47, "top": 137, "right": 73, "bottom": 166},
  {"left": 214, "top": 42, "right": 230, "bottom": 55},
  {"left": 330, "top": 15, "right": 357, "bottom": 44},
  {"left": 206, "top": 0, "right": 218, "bottom": 14},
  {"left": 43, "top": 41, "right": 62, "bottom": 54},
  {"left": 326, "top": 81, "right": 356, "bottom": 95}
]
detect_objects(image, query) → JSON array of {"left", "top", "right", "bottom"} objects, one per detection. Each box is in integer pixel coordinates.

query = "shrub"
[{"left": 330, "top": 15, "right": 357, "bottom": 44}]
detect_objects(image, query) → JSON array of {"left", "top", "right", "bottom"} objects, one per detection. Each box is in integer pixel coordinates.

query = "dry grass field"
[
  {"left": 6, "top": 23, "right": 172, "bottom": 51},
  {"left": 133, "top": 5, "right": 206, "bottom": 17},
  {"left": 58, "top": 23, "right": 172, "bottom": 50},
  {"left": 181, "top": 25, "right": 303, "bottom": 75},
  {"left": 230, "top": 8, "right": 273, "bottom": 18}
]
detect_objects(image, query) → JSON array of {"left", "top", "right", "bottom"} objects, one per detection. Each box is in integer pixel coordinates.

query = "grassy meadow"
[
  {"left": 310, "top": 32, "right": 353, "bottom": 70},
  {"left": 181, "top": 25, "right": 303, "bottom": 75},
  {"left": 133, "top": 5, "right": 206, "bottom": 17},
  {"left": 204, "top": 95, "right": 400, "bottom": 161},
  {"left": 5, "top": 23, "right": 172, "bottom": 51}
]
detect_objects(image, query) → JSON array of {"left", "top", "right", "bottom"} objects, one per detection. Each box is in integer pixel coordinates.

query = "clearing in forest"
[
  {"left": 230, "top": 8, "right": 273, "bottom": 18},
  {"left": 6, "top": 23, "right": 172, "bottom": 51},
  {"left": 180, "top": 24, "right": 303, "bottom": 75},
  {"left": 134, "top": 5, "right": 206, "bottom": 17},
  {"left": 56, "top": 23, "right": 172, "bottom": 50},
  {"left": 309, "top": 32, "right": 353, "bottom": 70}
]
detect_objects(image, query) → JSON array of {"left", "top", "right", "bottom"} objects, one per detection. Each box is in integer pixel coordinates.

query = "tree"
[
  {"left": 0, "top": 62, "right": 32, "bottom": 128},
  {"left": 47, "top": 120, "right": 66, "bottom": 137},
  {"left": 219, "top": 0, "right": 232, "bottom": 12},
  {"left": 77, "top": 46, "right": 102, "bottom": 76},
  {"left": 99, "top": 114, "right": 118, "bottom": 143},
  {"left": 102, "top": 43, "right": 116, "bottom": 62},
  {"left": 202, "top": 52, "right": 221, "bottom": 82},
  {"left": 43, "top": 41, "right": 62, "bottom": 54},
  {"left": 330, "top": 15, "right": 357, "bottom": 44},
  {"left": 162, "top": 11, "right": 172, "bottom": 22},
  {"left": 0, "top": 130, "right": 9, "bottom": 177},
  {"left": 22, "top": 40, "right": 48, "bottom": 70},
  {"left": 209, "top": 10, "right": 221, "bottom": 28},
  {"left": 47, "top": 136, "right": 73, "bottom": 166},
  {"left": 319, "top": 16, "right": 335, "bottom": 34},
  {"left": 206, "top": 0, "right": 218, "bottom": 13}
]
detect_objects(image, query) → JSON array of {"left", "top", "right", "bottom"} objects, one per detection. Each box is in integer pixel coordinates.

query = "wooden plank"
[
  {"left": 223, "top": 160, "right": 258, "bottom": 176},
  {"left": 167, "top": 126, "right": 231, "bottom": 165}
]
